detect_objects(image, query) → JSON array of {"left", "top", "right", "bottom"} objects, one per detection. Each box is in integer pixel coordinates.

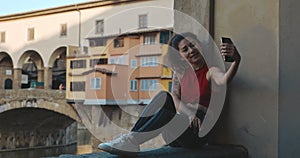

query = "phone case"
[{"left": 221, "top": 37, "right": 235, "bottom": 62}]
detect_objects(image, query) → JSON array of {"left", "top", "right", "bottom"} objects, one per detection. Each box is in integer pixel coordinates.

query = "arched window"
[{"left": 4, "top": 78, "right": 13, "bottom": 89}]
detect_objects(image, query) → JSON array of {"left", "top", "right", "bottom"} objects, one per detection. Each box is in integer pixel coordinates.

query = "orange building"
[
  {"left": 67, "top": 29, "right": 173, "bottom": 105},
  {"left": 76, "top": 29, "right": 172, "bottom": 105}
]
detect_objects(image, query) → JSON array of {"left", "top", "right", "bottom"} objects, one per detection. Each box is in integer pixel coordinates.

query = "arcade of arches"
[{"left": 0, "top": 47, "right": 66, "bottom": 90}]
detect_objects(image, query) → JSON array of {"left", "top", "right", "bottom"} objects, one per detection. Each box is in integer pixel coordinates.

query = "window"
[
  {"left": 0, "top": 32, "right": 5, "bottom": 43},
  {"left": 168, "top": 81, "right": 172, "bottom": 93},
  {"left": 4, "top": 78, "right": 13, "bottom": 89},
  {"left": 118, "top": 56, "right": 124, "bottom": 64},
  {"left": 90, "top": 78, "right": 101, "bottom": 89},
  {"left": 60, "top": 23, "right": 67, "bottom": 36},
  {"left": 90, "top": 58, "right": 108, "bottom": 67},
  {"left": 130, "top": 59, "right": 137, "bottom": 68},
  {"left": 130, "top": 80, "right": 138, "bottom": 91},
  {"left": 141, "top": 79, "right": 158, "bottom": 91},
  {"left": 89, "top": 38, "right": 106, "bottom": 47},
  {"left": 141, "top": 56, "right": 158, "bottom": 67},
  {"left": 109, "top": 56, "right": 126, "bottom": 65},
  {"left": 70, "top": 82, "right": 85, "bottom": 91},
  {"left": 160, "top": 31, "right": 171, "bottom": 44},
  {"left": 144, "top": 34, "right": 156, "bottom": 45},
  {"left": 83, "top": 46, "right": 88, "bottom": 54},
  {"left": 113, "top": 38, "right": 124, "bottom": 48},
  {"left": 139, "top": 14, "right": 147, "bottom": 28},
  {"left": 95, "top": 20, "right": 104, "bottom": 34},
  {"left": 28, "top": 28, "right": 35, "bottom": 41},
  {"left": 109, "top": 58, "right": 115, "bottom": 64},
  {"left": 99, "top": 58, "right": 108, "bottom": 64},
  {"left": 70, "top": 60, "right": 86, "bottom": 69}
]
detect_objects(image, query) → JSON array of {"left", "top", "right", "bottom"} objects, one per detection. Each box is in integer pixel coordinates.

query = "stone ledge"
[{"left": 55, "top": 144, "right": 248, "bottom": 158}]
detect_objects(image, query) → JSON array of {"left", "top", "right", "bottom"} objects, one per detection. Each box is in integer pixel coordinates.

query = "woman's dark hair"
[{"left": 164, "top": 32, "right": 200, "bottom": 71}]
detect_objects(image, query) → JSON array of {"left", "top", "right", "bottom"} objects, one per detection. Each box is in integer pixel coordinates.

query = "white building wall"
[
  {"left": 80, "top": 0, "right": 174, "bottom": 46},
  {"left": 0, "top": 0, "right": 174, "bottom": 68},
  {"left": 0, "top": 11, "right": 80, "bottom": 68}
]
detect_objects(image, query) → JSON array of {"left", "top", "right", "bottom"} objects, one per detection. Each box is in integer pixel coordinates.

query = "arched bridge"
[{"left": 0, "top": 89, "right": 80, "bottom": 151}]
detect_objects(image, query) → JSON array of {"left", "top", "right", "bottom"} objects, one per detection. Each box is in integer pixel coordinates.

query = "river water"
[{"left": 0, "top": 144, "right": 77, "bottom": 158}]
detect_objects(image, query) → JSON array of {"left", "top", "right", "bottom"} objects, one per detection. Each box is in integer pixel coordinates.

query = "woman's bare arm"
[{"left": 208, "top": 44, "right": 241, "bottom": 85}]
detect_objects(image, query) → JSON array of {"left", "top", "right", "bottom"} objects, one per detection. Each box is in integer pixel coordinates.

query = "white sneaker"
[{"left": 98, "top": 133, "right": 140, "bottom": 155}]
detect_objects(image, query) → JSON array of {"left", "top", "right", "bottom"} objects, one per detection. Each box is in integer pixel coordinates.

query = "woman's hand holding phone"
[{"left": 220, "top": 37, "right": 241, "bottom": 63}]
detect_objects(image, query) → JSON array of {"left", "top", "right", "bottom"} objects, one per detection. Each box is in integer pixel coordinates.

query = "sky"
[{"left": 0, "top": 0, "right": 91, "bottom": 16}]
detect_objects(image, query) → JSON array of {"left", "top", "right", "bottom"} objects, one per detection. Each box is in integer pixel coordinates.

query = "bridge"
[{"left": 0, "top": 89, "right": 80, "bottom": 151}]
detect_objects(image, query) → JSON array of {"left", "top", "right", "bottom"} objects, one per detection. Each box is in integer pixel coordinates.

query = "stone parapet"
[{"left": 55, "top": 144, "right": 248, "bottom": 158}]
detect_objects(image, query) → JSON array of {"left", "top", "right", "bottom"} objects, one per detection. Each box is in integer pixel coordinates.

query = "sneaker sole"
[{"left": 98, "top": 143, "right": 139, "bottom": 156}]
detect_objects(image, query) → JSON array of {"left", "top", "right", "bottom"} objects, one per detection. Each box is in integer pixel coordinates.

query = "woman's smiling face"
[{"left": 178, "top": 37, "right": 204, "bottom": 66}]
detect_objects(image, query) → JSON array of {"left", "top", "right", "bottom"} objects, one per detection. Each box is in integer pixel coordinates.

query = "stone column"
[
  {"left": 37, "top": 69, "right": 44, "bottom": 83},
  {"left": 13, "top": 68, "right": 22, "bottom": 90},
  {"left": 0, "top": 68, "right": 4, "bottom": 89},
  {"left": 44, "top": 67, "right": 52, "bottom": 90},
  {"left": 174, "top": 0, "right": 213, "bottom": 35}
]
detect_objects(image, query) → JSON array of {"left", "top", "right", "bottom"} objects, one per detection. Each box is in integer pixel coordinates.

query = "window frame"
[
  {"left": 95, "top": 19, "right": 104, "bottom": 35},
  {"left": 60, "top": 23, "right": 67, "bottom": 37},
  {"left": 130, "top": 80, "right": 138, "bottom": 91},
  {"left": 113, "top": 38, "right": 124, "bottom": 48},
  {"left": 70, "top": 82, "right": 85, "bottom": 91},
  {"left": 138, "top": 14, "right": 148, "bottom": 28},
  {"left": 140, "top": 56, "right": 158, "bottom": 67},
  {"left": 141, "top": 79, "right": 158, "bottom": 91},
  {"left": 27, "top": 28, "right": 35, "bottom": 41},
  {"left": 0, "top": 32, "right": 5, "bottom": 43},
  {"left": 130, "top": 59, "right": 137, "bottom": 68},
  {"left": 90, "top": 77, "right": 101, "bottom": 90},
  {"left": 143, "top": 34, "right": 156, "bottom": 45},
  {"left": 90, "top": 58, "right": 108, "bottom": 68},
  {"left": 70, "top": 60, "right": 86, "bottom": 69}
]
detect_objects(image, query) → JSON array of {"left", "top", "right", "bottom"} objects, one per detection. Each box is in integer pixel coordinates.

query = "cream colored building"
[{"left": 0, "top": 0, "right": 174, "bottom": 95}]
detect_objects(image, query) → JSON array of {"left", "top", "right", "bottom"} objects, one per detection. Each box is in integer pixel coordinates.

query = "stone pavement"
[{"left": 53, "top": 144, "right": 248, "bottom": 158}]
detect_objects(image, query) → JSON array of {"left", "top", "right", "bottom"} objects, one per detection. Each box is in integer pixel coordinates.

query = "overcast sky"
[{"left": 0, "top": 0, "right": 91, "bottom": 16}]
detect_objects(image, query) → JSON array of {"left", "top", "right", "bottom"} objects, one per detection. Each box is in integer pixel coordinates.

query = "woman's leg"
[
  {"left": 98, "top": 91, "right": 178, "bottom": 155},
  {"left": 131, "top": 91, "right": 176, "bottom": 132},
  {"left": 163, "top": 110, "right": 207, "bottom": 148},
  {"left": 130, "top": 91, "right": 177, "bottom": 144}
]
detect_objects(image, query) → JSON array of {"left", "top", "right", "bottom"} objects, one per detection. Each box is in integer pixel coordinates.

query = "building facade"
[
  {"left": 68, "top": 29, "right": 173, "bottom": 105},
  {"left": 0, "top": 0, "right": 174, "bottom": 153},
  {"left": 0, "top": 0, "right": 174, "bottom": 104}
]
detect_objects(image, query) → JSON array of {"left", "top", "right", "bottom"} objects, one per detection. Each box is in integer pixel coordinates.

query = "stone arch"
[
  {"left": 0, "top": 52, "right": 14, "bottom": 89},
  {"left": 0, "top": 100, "right": 80, "bottom": 122},
  {"left": 0, "top": 106, "right": 79, "bottom": 150},
  {"left": 17, "top": 50, "right": 45, "bottom": 89},
  {"left": 17, "top": 50, "right": 44, "bottom": 70},
  {"left": 48, "top": 47, "right": 67, "bottom": 90},
  {"left": 0, "top": 52, "right": 14, "bottom": 66}
]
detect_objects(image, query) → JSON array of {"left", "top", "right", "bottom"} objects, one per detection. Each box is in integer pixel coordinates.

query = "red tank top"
[{"left": 179, "top": 66, "right": 211, "bottom": 107}]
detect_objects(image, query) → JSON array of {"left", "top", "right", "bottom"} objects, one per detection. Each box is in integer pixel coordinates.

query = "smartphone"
[{"left": 221, "top": 37, "right": 235, "bottom": 62}]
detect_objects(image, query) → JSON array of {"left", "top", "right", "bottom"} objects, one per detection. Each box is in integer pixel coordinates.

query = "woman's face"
[{"left": 178, "top": 37, "right": 204, "bottom": 66}]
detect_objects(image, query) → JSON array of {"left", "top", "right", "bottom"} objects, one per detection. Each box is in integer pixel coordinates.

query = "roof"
[
  {"left": 86, "top": 27, "right": 173, "bottom": 39},
  {"left": 0, "top": 0, "right": 149, "bottom": 22},
  {"left": 82, "top": 67, "right": 116, "bottom": 75},
  {"left": 69, "top": 67, "right": 116, "bottom": 76}
]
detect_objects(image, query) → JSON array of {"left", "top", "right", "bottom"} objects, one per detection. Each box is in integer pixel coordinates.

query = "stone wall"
[
  {"left": 175, "top": 0, "right": 282, "bottom": 158},
  {"left": 0, "top": 122, "right": 77, "bottom": 151}
]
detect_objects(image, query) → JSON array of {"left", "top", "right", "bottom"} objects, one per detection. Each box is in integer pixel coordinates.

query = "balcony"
[
  {"left": 136, "top": 44, "right": 163, "bottom": 57},
  {"left": 88, "top": 46, "right": 107, "bottom": 56}
]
